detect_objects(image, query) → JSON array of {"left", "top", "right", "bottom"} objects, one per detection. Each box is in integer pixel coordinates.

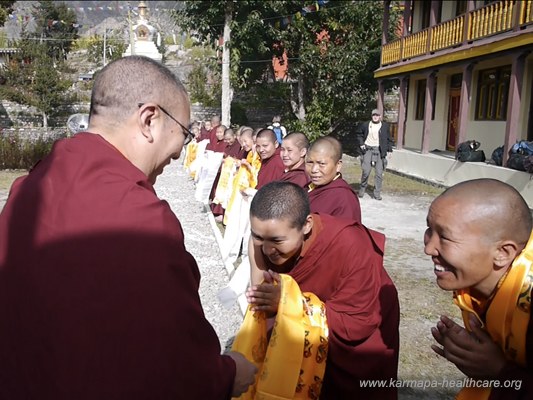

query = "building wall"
[{"left": 402, "top": 53, "right": 533, "bottom": 155}]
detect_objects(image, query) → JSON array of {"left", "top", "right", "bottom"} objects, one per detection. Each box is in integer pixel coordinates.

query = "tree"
[
  {"left": 274, "top": 1, "right": 396, "bottom": 139},
  {"left": 86, "top": 30, "right": 127, "bottom": 66},
  {"left": 178, "top": 1, "right": 397, "bottom": 139},
  {"left": 0, "top": 1, "right": 77, "bottom": 127},
  {"left": 0, "top": 1, "right": 15, "bottom": 27},
  {"left": 32, "top": 0, "right": 78, "bottom": 61},
  {"left": 177, "top": 1, "right": 284, "bottom": 125}
]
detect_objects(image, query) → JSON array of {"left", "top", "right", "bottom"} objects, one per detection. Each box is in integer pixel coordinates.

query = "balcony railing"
[{"left": 381, "top": 0, "right": 533, "bottom": 67}]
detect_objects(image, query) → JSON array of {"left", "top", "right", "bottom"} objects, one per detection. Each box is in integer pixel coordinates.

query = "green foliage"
[
  {"left": 0, "top": 30, "right": 8, "bottom": 47},
  {"left": 86, "top": 32, "right": 127, "bottom": 65},
  {"left": 286, "top": 97, "right": 332, "bottom": 141},
  {"left": 278, "top": 1, "right": 388, "bottom": 131},
  {"left": 177, "top": 1, "right": 283, "bottom": 89},
  {"left": 178, "top": 1, "right": 398, "bottom": 136},
  {"left": 1, "top": 1, "right": 78, "bottom": 127},
  {"left": 0, "top": 0, "right": 15, "bottom": 27},
  {"left": 0, "top": 133, "right": 57, "bottom": 170},
  {"left": 182, "top": 44, "right": 220, "bottom": 107},
  {"left": 231, "top": 102, "right": 248, "bottom": 126},
  {"left": 183, "top": 35, "right": 195, "bottom": 49},
  {"left": 155, "top": 34, "right": 166, "bottom": 63},
  {"left": 32, "top": 0, "right": 79, "bottom": 61},
  {"left": 188, "top": 64, "right": 210, "bottom": 104}
]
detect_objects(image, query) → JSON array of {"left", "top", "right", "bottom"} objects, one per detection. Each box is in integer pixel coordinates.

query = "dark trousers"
[{"left": 360, "top": 147, "right": 384, "bottom": 195}]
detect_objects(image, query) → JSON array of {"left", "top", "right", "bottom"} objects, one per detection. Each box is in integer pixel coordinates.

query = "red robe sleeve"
[
  {"left": 279, "top": 167, "right": 309, "bottom": 188},
  {"left": 207, "top": 139, "right": 227, "bottom": 153},
  {"left": 307, "top": 179, "right": 361, "bottom": 223}
]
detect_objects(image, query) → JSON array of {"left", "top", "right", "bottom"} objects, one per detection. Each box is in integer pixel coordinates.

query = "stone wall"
[
  {"left": 1, "top": 127, "right": 68, "bottom": 142},
  {"left": 1, "top": 101, "right": 276, "bottom": 140},
  {"left": 190, "top": 104, "right": 277, "bottom": 129},
  {"left": 0, "top": 100, "right": 90, "bottom": 129},
  {"left": 190, "top": 105, "right": 220, "bottom": 124}
]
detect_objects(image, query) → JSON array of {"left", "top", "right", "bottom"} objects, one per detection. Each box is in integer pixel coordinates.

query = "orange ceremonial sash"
[
  {"left": 454, "top": 231, "right": 533, "bottom": 400},
  {"left": 232, "top": 274, "right": 328, "bottom": 400}
]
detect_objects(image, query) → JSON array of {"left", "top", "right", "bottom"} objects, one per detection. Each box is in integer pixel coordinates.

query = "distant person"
[
  {"left": 223, "top": 128, "right": 246, "bottom": 159},
  {"left": 355, "top": 109, "right": 394, "bottom": 200},
  {"left": 426, "top": 178, "right": 533, "bottom": 399},
  {"left": 306, "top": 136, "right": 361, "bottom": 222},
  {"left": 0, "top": 55, "right": 256, "bottom": 399},
  {"left": 244, "top": 181, "right": 400, "bottom": 399},
  {"left": 279, "top": 132, "right": 309, "bottom": 188},
  {"left": 207, "top": 124, "right": 227, "bottom": 153},
  {"left": 255, "top": 129, "right": 285, "bottom": 190},
  {"left": 267, "top": 115, "right": 287, "bottom": 145},
  {"left": 199, "top": 119, "right": 212, "bottom": 141}
]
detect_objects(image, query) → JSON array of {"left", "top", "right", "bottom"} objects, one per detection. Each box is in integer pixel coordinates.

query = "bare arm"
[{"left": 248, "top": 236, "right": 267, "bottom": 286}]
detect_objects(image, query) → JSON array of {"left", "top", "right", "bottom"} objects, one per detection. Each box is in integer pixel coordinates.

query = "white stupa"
[{"left": 122, "top": 1, "right": 162, "bottom": 61}]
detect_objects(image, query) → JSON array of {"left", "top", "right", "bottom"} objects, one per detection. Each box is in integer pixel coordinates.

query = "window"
[
  {"left": 415, "top": 79, "right": 436, "bottom": 120},
  {"left": 415, "top": 80, "right": 426, "bottom": 120},
  {"left": 475, "top": 66, "right": 511, "bottom": 120},
  {"left": 455, "top": 1, "right": 467, "bottom": 16},
  {"left": 419, "top": 1, "right": 441, "bottom": 29}
]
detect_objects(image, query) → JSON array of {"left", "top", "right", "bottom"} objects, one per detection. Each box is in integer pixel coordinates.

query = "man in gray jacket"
[{"left": 355, "top": 109, "right": 394, "bottom": 200}]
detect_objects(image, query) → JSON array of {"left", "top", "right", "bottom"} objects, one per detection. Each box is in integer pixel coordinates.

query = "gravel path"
[{"left": 154, "top": 160, "right": 243, "bottom": 351}]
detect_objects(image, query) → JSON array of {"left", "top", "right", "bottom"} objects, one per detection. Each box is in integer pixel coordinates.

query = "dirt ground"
[{"left": 341, "top": 155, "right": 465, "bottom": 399}]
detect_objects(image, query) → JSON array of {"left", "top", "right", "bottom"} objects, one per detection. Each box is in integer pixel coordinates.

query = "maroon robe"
[
  {"left": 224, "top": 141, "right": 246, "bottom": 160},
  {"left": 279, "top": 166, "right": 309, "bottom": 188},
  {"left": 199, "top": 126, "right": 210, "bottom": 141},
  {"left": 263, "top": 214, "right": 399, "bottom": 399},
  {"left": 0, "top": 133, "right": 235, "bottom": 400},
  {"left": 209, "top": 125, "right": 219, "bottom": 142},
  {"left": 307, "top": 176, "right": 362, "bottom": 223},
  {"left": 207, "top": 138, "right": 226, "bottom": 153},
  {"left": 256, "top": 148, "right": 285, "bottom": 190}
]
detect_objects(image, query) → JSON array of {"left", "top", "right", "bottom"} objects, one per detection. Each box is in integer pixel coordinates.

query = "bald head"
[
  {"left": 284, "top": 132, "right": 309, "bottom": 150},
  {"left": 309, "top": 136, "right": 342, "bottom": 162},
  {"left": 251, "top": 181, "right": 310, "bottom": 229},
  {"left": 256, "top": 129, "right": 277, "bottom": 144},
  {"left": 436, "top": 179, "right": 532, "bottom": 245},
  {"left": 240, "top": 127, "right": 253, "bottom": 140},
  {"left": 89, "top": 56, "right": 187, "bottom": 124},
  {"left": 211, "top": 115, "right": 221, "bottom": 126}
]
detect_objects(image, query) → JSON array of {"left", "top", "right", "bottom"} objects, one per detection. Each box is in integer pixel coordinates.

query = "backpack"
[
  {"left": 507, "top": 153, "right": 528, "bottom": 171},
  {"left": 524, "top": 156, "right": 533, "bottom": 173},
  {"left": 510, "top": 140, "right": 533, "bottom": 156},
  {"left": 456, "top": 140, "right": 486, "bottom": 163},
  {"left": 272, "top": 126, "right": 283, "bottom": 144},
  {"left": 491, "top": 146, "right": 504, "bottom": 166}
]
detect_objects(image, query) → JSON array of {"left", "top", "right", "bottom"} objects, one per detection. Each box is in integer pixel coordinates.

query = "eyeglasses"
[{"left": 138, "top": 103, "right": 194, "bottom": 145}]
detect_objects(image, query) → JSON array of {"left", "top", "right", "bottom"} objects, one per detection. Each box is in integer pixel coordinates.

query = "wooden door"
[{"left": 447, "top": 88, "right": 461, "bottom": 150}]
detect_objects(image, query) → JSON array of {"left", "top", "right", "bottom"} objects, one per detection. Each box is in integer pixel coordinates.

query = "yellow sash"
[
  {"left": 224, "top": 152, "right": 261, "bottom": 225},
  {"left": 454, "top": 231, "right": 533, "bottom": 400},
  {"left": 213, "top": 157, "right": 238, "bottom": 207},
  {"left": 232, "top": 274, "right": 328, "bottom": 400},
  {"left": 183, "top": 141, "right": 198, "bottom": 171}
]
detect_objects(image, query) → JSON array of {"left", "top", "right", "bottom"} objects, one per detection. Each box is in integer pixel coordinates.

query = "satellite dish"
[{"left": 67, "top": 113, "right": 90, "bottom": 135}]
